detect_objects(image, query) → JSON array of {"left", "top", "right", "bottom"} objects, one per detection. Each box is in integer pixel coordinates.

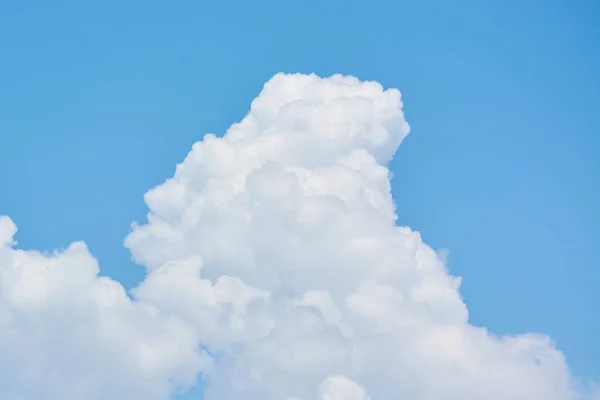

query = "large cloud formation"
[{"left": 0, "top": 73, "right": 596, "bottom": 399}]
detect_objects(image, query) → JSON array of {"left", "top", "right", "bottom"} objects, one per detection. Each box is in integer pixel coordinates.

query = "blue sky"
[{"left": 1, "top": 0, "right": 599, "bottom": 396}]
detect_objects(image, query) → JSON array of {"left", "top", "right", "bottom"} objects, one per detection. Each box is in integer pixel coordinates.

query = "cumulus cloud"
[
  {"left": 0, "top": 73, "right": 596, "bottom": 399},
  {"left": 0, "top": 216, "right": 211, "bottom": 400}
]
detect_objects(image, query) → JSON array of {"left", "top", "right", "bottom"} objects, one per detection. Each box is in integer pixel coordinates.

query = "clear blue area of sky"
[{"left": 1, "top": 0, "right": 599, "bottom": 397}]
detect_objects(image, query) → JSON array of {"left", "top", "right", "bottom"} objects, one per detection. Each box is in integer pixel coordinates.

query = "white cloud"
[
  {"left": 320, "top": 376, "right": 370, "bottom": 400},
  {"left": 0, "top": 73, "right": 597, "bottom": 399},
  {"left": 0, "top": 222, "right": 211, "bottom": 400}
]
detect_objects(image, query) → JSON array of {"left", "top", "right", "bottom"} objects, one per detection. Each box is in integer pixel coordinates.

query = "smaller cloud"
[{"left": 319, "top": 375, "right": 371, "bottom": 400}]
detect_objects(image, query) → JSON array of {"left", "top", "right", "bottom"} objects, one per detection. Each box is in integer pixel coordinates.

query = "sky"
[{"left": 0, "top": 1, "right": 599, "bottom": 399}]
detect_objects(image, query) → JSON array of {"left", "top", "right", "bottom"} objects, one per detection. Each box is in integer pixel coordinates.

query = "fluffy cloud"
[
  {"left": 0, "top": 73, "right": 596, "bottom": 399},
  {"left": 0, "top": 217, "right": 212, "bottom": 400}
]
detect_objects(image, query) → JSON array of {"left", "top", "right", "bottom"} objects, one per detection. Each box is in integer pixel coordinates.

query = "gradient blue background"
[{"left": 1, "top": 0, "right": 598, "bottom": 396}]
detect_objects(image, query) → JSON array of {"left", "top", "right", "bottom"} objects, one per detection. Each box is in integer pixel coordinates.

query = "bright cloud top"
[{"left": 0, "top": 73, "right": 596, "bottom": 399}]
